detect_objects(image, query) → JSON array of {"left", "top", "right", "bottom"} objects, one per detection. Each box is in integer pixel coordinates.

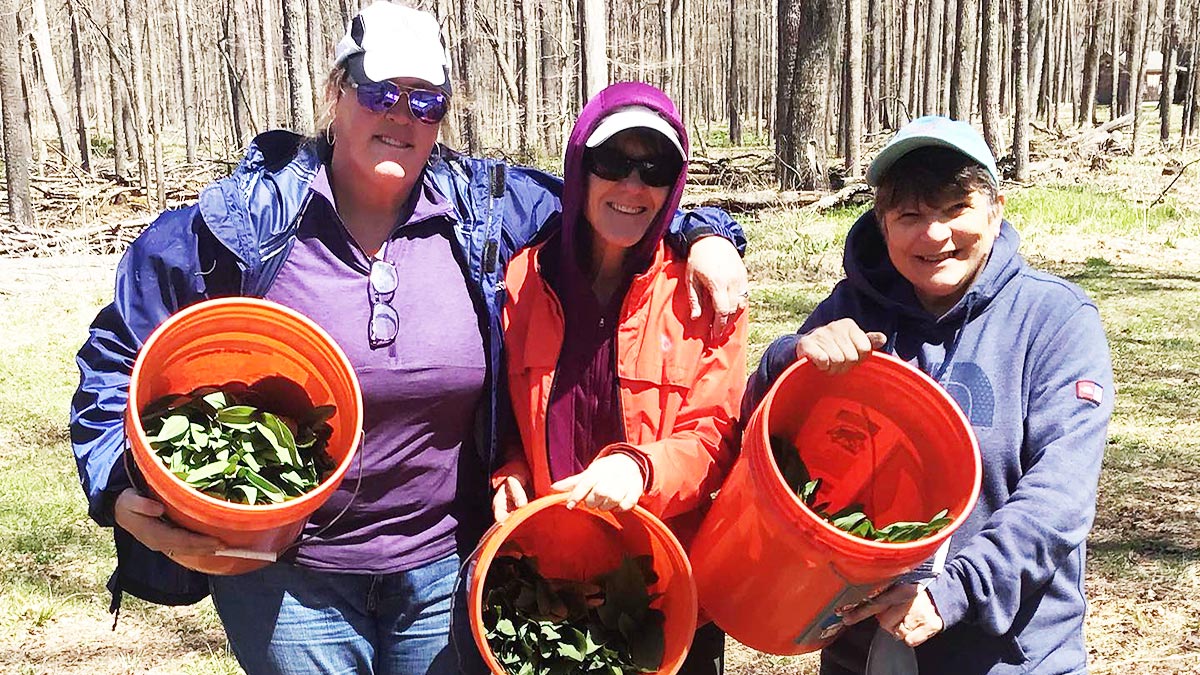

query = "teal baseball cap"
[{"left": 865, "top": 116, "right": 1000, "bottom": 187}]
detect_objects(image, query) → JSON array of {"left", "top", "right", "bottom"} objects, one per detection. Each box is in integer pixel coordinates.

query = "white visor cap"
[{"left": 584, "top": 106, "right": 687, "bottom": 160}]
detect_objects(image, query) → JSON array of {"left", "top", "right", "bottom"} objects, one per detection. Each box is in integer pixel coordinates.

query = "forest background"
[{"left": 0, "top": 0, "right": 1198, "bottom": 673}]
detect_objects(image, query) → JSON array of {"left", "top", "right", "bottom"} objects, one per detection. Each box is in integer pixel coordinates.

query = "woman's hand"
[
  {"left": 686, "top": 236, "right": 749, "bottom": 340},
  {"left": 796, "top": 318, "right": 887, "bottom": 375},
  {"left": 114, "top": 488, "right": 221, "bottom": 558},
  {"left": 839, "top": 583, "right": 945, "bottom": 648},
  {"left": 492, "top": 473, "right": 531, "bottom": 523},
  {"left": 551, "top": 453, "right": 645, "bottom": 512}
]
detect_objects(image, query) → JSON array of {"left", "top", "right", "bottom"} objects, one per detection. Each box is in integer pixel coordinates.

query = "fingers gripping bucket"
[
  {"left": 689, "top": 352, "right": 981, "bottom": 655},
  {"left": 125, "top": 298, "right": 364, "bottom": 575},
  {"left": 467, "top": 494, "right": 699, "bottom": 675}
]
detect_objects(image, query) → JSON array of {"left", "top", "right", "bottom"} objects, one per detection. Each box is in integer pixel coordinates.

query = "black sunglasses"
[
  {"left": 352, "top": 81, "right": 449, "bottom": 125},
  {"left": 368, "top": 257, "right": 400, "bottom": 349},
  {"left": 584, "top": 146, "right": 682, "bottom": 188}
]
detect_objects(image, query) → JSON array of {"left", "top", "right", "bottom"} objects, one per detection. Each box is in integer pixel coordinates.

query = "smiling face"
[
  {"left": 329, "top": 76, "right": 442, "bottom": 187},
  {"left": 582, "top": 130, "right": 676, "bottom": 252},
  {"left": 879, "top": 189, "right": 1004, "bottom": 316}
]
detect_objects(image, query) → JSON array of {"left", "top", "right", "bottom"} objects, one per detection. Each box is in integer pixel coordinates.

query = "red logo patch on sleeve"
[{"left": 1076, "top": 380, "right": 1104, "bottom": 405}]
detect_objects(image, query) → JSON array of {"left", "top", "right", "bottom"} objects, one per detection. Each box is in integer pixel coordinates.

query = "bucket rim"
[
  {"left": 127, "top": 297, "right": 365, "bottom": 515},
  {"left": 754, "top": 351, "right": 983, "bottom": 553},
  {"left": 467, "top": 493, "right": 698, "bottom": 675}
]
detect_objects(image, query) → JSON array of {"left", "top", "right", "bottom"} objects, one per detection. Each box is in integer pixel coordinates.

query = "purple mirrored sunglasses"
[{"left": 352, "top": 81, "right": 449, "bottom": 125}]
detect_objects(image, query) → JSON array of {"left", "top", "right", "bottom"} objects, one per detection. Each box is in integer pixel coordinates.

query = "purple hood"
[{"left": 560, "top": 82, "right": 690, "bottom": 270}]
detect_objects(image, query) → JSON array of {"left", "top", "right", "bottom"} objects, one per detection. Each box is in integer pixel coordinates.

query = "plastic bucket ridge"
[
  {"left": 689, "top": 352, "right": 981, "bottom": 654},
  {"left": 125, "top": 297, "right": 364, "bottom": 575},
  {"left": 467, "top": 494, "right": 698, "bottom": 675}
]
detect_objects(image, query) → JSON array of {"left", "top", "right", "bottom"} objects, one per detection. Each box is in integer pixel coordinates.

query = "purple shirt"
[
  {"left": 265, "top": 167, "right": 487, "bottom": 574},
  {"left": 542, "top": 236, "right": 628, "bottom": 482}
]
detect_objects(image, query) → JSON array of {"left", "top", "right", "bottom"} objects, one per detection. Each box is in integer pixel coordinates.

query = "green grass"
[{"left": 1005, "top": 185, "right": 1200, "bottom": 237}]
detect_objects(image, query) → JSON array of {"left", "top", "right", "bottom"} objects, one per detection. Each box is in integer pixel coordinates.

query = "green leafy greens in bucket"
[
  {"left": 770, "top": 436, "right": 952, "bottom": 543},
  {"left": 141, "top": 384, "right": 336, "bottom": 505},
  {"left": 483, "top": 551, "right": 665, "bottom": 675}
]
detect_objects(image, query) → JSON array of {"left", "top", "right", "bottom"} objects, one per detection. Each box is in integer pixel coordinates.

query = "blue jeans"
[{"left": 210, "top": 553, "right": 484, "bottom": 675}]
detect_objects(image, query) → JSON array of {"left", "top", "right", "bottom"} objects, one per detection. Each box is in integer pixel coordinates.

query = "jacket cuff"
[
  {"left": 92, "top": 453, "right": 133, "bottom": 528},
  {"left": 925, "top": 571, "right": 969, "bottom": 629},
  {"left": 600, "top": 444, "right": 653, "bottom": 492}
]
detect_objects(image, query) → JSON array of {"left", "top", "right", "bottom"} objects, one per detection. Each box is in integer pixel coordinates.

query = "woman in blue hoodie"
[{"left": 746, "top": 117, "right": 1113, "bottom": 675}]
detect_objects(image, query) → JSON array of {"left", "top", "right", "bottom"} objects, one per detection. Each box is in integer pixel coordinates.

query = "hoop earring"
[{"left": 325, "top": 125, "right": 336, "bottom": 147}]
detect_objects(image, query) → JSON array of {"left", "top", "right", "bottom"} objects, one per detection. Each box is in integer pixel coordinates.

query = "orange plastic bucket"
[
  {"left": 125, "top": 298, "right": 363, "bottom": 575},
  {"left": 467, "top": 493, "right": 698, "bottom": 675},
  {"left": 689, "top": 352, "right": 981, "bottom": 655}
]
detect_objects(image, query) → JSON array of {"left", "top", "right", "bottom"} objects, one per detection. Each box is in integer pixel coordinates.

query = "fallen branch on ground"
[{"left": 1148, "top": 156, "right": 1200, "bottom": 209}]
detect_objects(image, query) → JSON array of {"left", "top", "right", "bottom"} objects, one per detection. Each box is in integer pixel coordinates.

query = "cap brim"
[
  {"left": 586, "top": 109, "right": 686, "bottom": 160},
  {"left": 866, "top": 134, "right": 1000, "bottom": 187}
]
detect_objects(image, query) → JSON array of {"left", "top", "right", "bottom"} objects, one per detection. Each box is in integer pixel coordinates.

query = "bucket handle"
[{"left": 276, "top": 435, "right": 367, "bottom": 556}]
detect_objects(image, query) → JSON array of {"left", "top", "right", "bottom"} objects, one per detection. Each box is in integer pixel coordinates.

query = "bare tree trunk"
[
  {"left": 1078, "top": 0, "right": 1101, "bottom": 126},
  {"left": 520, "top": 0, "right": 539, "bottom": 156},
  {"left": 1129, "top": 0, "right": 1151, "bottom": 152},
  {"left": 262, "top": 0, "right": 279, "bottom": 128},
  {"left": 1160, "top": 0, "right": 1179, "bottom": 142},
  {"left": 951, "top": 0, "right": 978, "bottom": 120},
  {"left": 31, "top": 0, "right": 77, "bottom": 163},
  {"left": 67, "top": 0, "right": 91, "bottom": 172},
  {"left": 922, "top": 0, "right": 945, "bottom": 116},
  {"left": 456, "top": 0, "right": 481, "bottom": 153},
  {"left": 222, "top": 0, "right": 246, "bottom": 146},
  {"left": 1182, "top": 4, "right": 1199, "bottom": 144},
  {"left": 283, "top": 0, "right": 314, "bottom": 132},
  {"left": 173, "top": 0, "right": 197, "bottom": 162},
  {"left": 0, "top": 0, "right": 34, "bottom": 229},
  {"left": 580, "top": 0, "right": 607, "bottom": 98},
  {"left": 561, "top": 0, "right": 574, "bottom": 147},
  {"left": 123, "top": 0, "right": 152, "bottom": 198},
  {"left": 306, "top": 0, "right": 324, "bottom": 123},
  {"left": 1028, "top": 0, "right": 1046, "bottom": 115},
  {"left": 940, "top": 0, "right": 957, "bottom": 115},
  {"left": 898, "top": 0, "right": 916, "bottom": 123},
  {"left": 103, "top": 0, "right": 127, "bottom": 179},
  {"left": 846, "top": 0, "right": 863, "bottom": 176},
  {"left": 1110, "top": 0, "right": 1121, "bottom": 118},
  {"left": 728, "top": 0, "right": 743, "bottom": 145},
  {"left": 981, "top": 0, "right": 1002, "bottom": 153},
  {"left": 145, "top": 0, "right": 165, "bottom": 209},
  {"left": 1015, "top": 0, "right": 1030, "bottom": 180},
  {"left": 867, "top": 0, "right": 882, "bottom": 132},
  {"left": 777, "top": 0, "right": 835, "bottom": 190},
  {"left": 1124, "top": 0, "right": 1148, "bottom": 116}
]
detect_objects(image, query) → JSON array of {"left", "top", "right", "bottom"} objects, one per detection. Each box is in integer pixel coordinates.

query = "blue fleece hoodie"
[{"left": 748, "top": 211, "right": 1114, "bottom": 675}]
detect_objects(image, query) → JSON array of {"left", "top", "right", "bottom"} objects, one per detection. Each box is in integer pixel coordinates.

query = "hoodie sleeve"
[
  {"left": 925, "top": 302, "right": 1114, "bottom": 634},
  {"left": 69, "top": 207, "right": 208, "bottom": 527}
]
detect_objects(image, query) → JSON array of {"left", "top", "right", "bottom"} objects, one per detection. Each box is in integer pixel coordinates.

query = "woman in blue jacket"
[
  {"left": 747, "top": 117, "right": 1113, "bottom": 675},
  {"left": 69, "top": 3, "right": 746, "bottom": 674}
]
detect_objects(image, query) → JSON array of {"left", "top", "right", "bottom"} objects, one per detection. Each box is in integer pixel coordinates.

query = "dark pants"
[{"left": 679, "top": 622, "right": 726, "bottom": 675}]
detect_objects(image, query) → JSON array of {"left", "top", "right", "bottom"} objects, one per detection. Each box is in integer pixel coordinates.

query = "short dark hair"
[{"left": 873, "top": 146, "right": 1000, "bottom": 220}]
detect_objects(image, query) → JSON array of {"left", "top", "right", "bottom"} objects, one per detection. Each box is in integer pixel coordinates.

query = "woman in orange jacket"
[{"left": 491, "top": 81, "right": 748, "bottom": 674}]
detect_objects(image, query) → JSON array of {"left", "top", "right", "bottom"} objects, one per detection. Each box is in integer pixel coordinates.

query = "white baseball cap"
[
  {"left": 334, "top": 2, "right": 452, "bottom": 94},
  {"left": 585, "top": 106, "right": 687, "bottom": 160}
]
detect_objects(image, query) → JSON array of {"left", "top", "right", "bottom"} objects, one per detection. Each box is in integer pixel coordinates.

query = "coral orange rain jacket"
[{"left": 500, "top": 237, "right": 747, "bottom": 542}]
